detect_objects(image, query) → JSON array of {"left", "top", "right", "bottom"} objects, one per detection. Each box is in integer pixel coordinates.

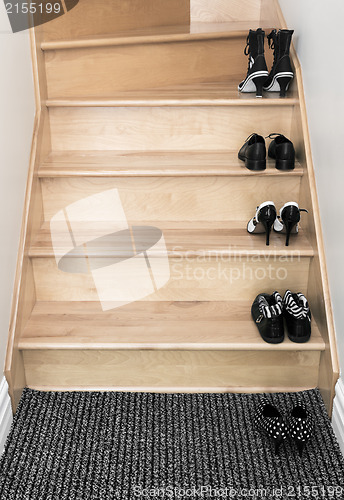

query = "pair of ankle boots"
[{"left": 238, "top": 28, "right": 294, "bottom": 98}]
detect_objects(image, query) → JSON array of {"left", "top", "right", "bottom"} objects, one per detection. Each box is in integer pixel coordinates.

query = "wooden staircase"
[{"left": 6, "top": 0, "right": 339, "bottom": 414}]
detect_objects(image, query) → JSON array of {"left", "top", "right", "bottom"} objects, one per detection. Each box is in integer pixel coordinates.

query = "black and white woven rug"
[{"left": 0, "top": 388, "right": 344, "bottom": 499}]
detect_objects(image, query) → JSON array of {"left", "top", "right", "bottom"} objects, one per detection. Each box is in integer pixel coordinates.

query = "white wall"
[
  {"left": 0, "top": 2, "right": 35, "bottom": 448},
  {"left": 279, "top": 0, "right": 344, "bottom": 444},
  {"left": 0, "top": 5, "right": 35, "bottom": 370}
]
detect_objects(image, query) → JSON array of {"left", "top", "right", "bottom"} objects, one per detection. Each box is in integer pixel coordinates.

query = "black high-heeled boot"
[
  {"left": 247, "top": 201, "right": 277, "bottom": 246},
  {"left": 288, "top": 401, "right": 314, "bottom": 457},
  {"left": 273, "top": 202, "right": 308, "bottom": 246},
  {"left": 254, "top": 397, "right": 288, "bottom": 454},
  {"left": 283, "top": 290, "right": 311, "bottom": 343},
  {"left": 263, "top": 29, "right": 294, "bottom": 97},
  {"left": 238, "top": 28, "right": 269, "bottom": 98}
]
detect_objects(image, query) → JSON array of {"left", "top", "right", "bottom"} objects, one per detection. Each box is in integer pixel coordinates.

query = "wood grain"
[
  {"left": 48, "top": 103, "right": 295, "bottom": 151},
  {"left": 191, "top": 0, "right": 261, "bottom": 23},
  {"left": 38, "top": 150, "right": 304, "bottom": 178},
  {"left": 20, "top": 300, "right": 325, "bottom": 352},
  {"left": 23, "top": 349, "right": 320, "bottom": 390},
  {"left": 40, "top": 176, "right": 301, "bottom": 222},
  {"left": 31, "top": 256, "right": 311, "bottom": 302},
  {"left": 40, "top": 0, "right": 190, "bottom": 41},
  {"left": 45, "top": 39, "right": 247, "bottom": 97},
  {"left": 29, "top": 220, "right": 313, "bottom": 259}
]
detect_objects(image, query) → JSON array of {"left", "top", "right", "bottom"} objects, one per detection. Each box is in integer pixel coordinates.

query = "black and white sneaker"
[
  {"left": 283, "top": 290, "right": 311, "bottom": 343},
  {"left": 254, "top": 397, "right": 288, "bottom": 454},
  {"left": 264, "top": 29, "right": 294, "bottom": 97},
  {"left": 247, "top": 201, "right": 277, "bottom": 246},
  {"left": 251, "top": 292, "right": 284, "bottom": 344},
  {"left": 238, "top": 28, "right": 269, "bottom": 98},
  {"left": 288, "top": 401, "right": 314, "bottom": 456}
]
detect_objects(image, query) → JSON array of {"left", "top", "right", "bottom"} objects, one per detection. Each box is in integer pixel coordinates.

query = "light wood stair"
[{"left": 5, "top": 0, "right": 339, "bottom": 414}]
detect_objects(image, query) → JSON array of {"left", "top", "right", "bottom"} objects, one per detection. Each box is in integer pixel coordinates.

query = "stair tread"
[
  {"left": 41, "top": 22, "right": 271, "bottom": 51},
  {"left": 46, "top": 82, "right": 299, "bottom": 107},
  {"left": 39, "top": 150, "right": 304, "bottom": 177},
  {"left": 20, "top": 301, "right": 325, "bottom": 351},
  {"left": 29, "top": 221, "right": 314, "bottom": 258}
]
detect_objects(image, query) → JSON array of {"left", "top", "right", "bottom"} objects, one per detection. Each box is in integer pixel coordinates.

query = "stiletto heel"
[
  {"left": 284, "top": 219, "right": 297, "bottom": 246},
  {"left": 254, "top": 397, "right": 288, "bottom": 454},
  {"left": 247, "top": 201, "right": 277, "bottom": 246},
  {"left": 253, "top": 75, "right": 266, "bottom": 98},
  {"left": 277, "top": 75, "right": 293, "bottom": 97},
  {"left": 262, "top": 219, "right": 273, "bottom": 245},
  {"left": 273, "top": 202, "right": 308, "bottom": 246}
]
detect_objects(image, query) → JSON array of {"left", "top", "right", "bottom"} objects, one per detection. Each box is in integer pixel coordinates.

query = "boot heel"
[
  {"left": 277, "top": 75, "right": 293, "bottom": 97},
  {"left": 253, "top": 76, "right": 266, "bottom": 98},
  {"left": 284, "top": 220, "right": 297, "bottom": 246}
]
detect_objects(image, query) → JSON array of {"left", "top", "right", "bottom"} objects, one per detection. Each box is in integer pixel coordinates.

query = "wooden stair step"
[
  {"left": 45, "top": 82, "right": 299, "bottom": 107},
  {"left": 19, "top": 300, "right": 325, "bottom": 352},
  {"left": 29, "top": 221, "right": 314, "bottom": 259},
  {"left": 38, "top": 151, "right": 304, "bottom": 178},
  {"left": 41, "top": 22, "right": 271, "bottom": 51}
]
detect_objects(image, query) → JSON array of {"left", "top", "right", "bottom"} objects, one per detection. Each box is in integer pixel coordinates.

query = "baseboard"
[
  {"left": 332, "top": 378, "right": 344, "bottom": 455},
  {"left": 0, "top": 376, "right": 13, "bottom": 454}
]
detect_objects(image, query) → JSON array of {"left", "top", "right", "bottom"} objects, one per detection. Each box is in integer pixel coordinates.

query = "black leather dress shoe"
[
  {"left": 283, "top": 290, "right": 311, "bottom": 343},
  {"left": 251, "top": 292, "right": 284, "bottom": 343},
  {"left": 267, "top": 133, "right": 295, "bottom": 170},
  {"left": 238, "top": 133, "right": 266, "bottom": 171}
]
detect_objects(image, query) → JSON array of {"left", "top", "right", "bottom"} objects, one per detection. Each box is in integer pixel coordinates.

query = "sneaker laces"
[
  {"left": 258, "top": 292, "right": 283, "bottom": 319},
  {"left": 284, "top": 290, "right": 310, "bottom": 319}
]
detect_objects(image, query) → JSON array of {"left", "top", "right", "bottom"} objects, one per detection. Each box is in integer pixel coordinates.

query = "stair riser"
[
  {"left": 22, "top": 349, "right": 320, "bottom": 390},
  {"left": 191, "top": 0, "right": 262, "bottom": 23},
  {"left": 40, "top": 176, "right": 301, "bottom": 222},
  {"left": 49, "top": 106, "right": 295, "bottom": 151},
  {"left": 41, "top": 0, "right": 190, "bottom": 41},
  {"left": 45, "top": 38, "right": 246, "bottom": 97},
  {"left": 31, "top": 257, "right": 310, "bottom": 302}
]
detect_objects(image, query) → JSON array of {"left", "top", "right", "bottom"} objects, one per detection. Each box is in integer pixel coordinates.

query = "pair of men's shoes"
[
  {"left": 247, "top": 201, "right": 308, "bottom": 246},
  {"left": 252, "top": 290, "right": 311, "bottom": 344},
  {"left": 255, "top": 397, "right": 313, "bottom": 456},
  {"left": 238, "top": 28, "right": 294, "bottom": 98},
  {"left": 239, "top": 133, "right": 295, "bottom": 171}
]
